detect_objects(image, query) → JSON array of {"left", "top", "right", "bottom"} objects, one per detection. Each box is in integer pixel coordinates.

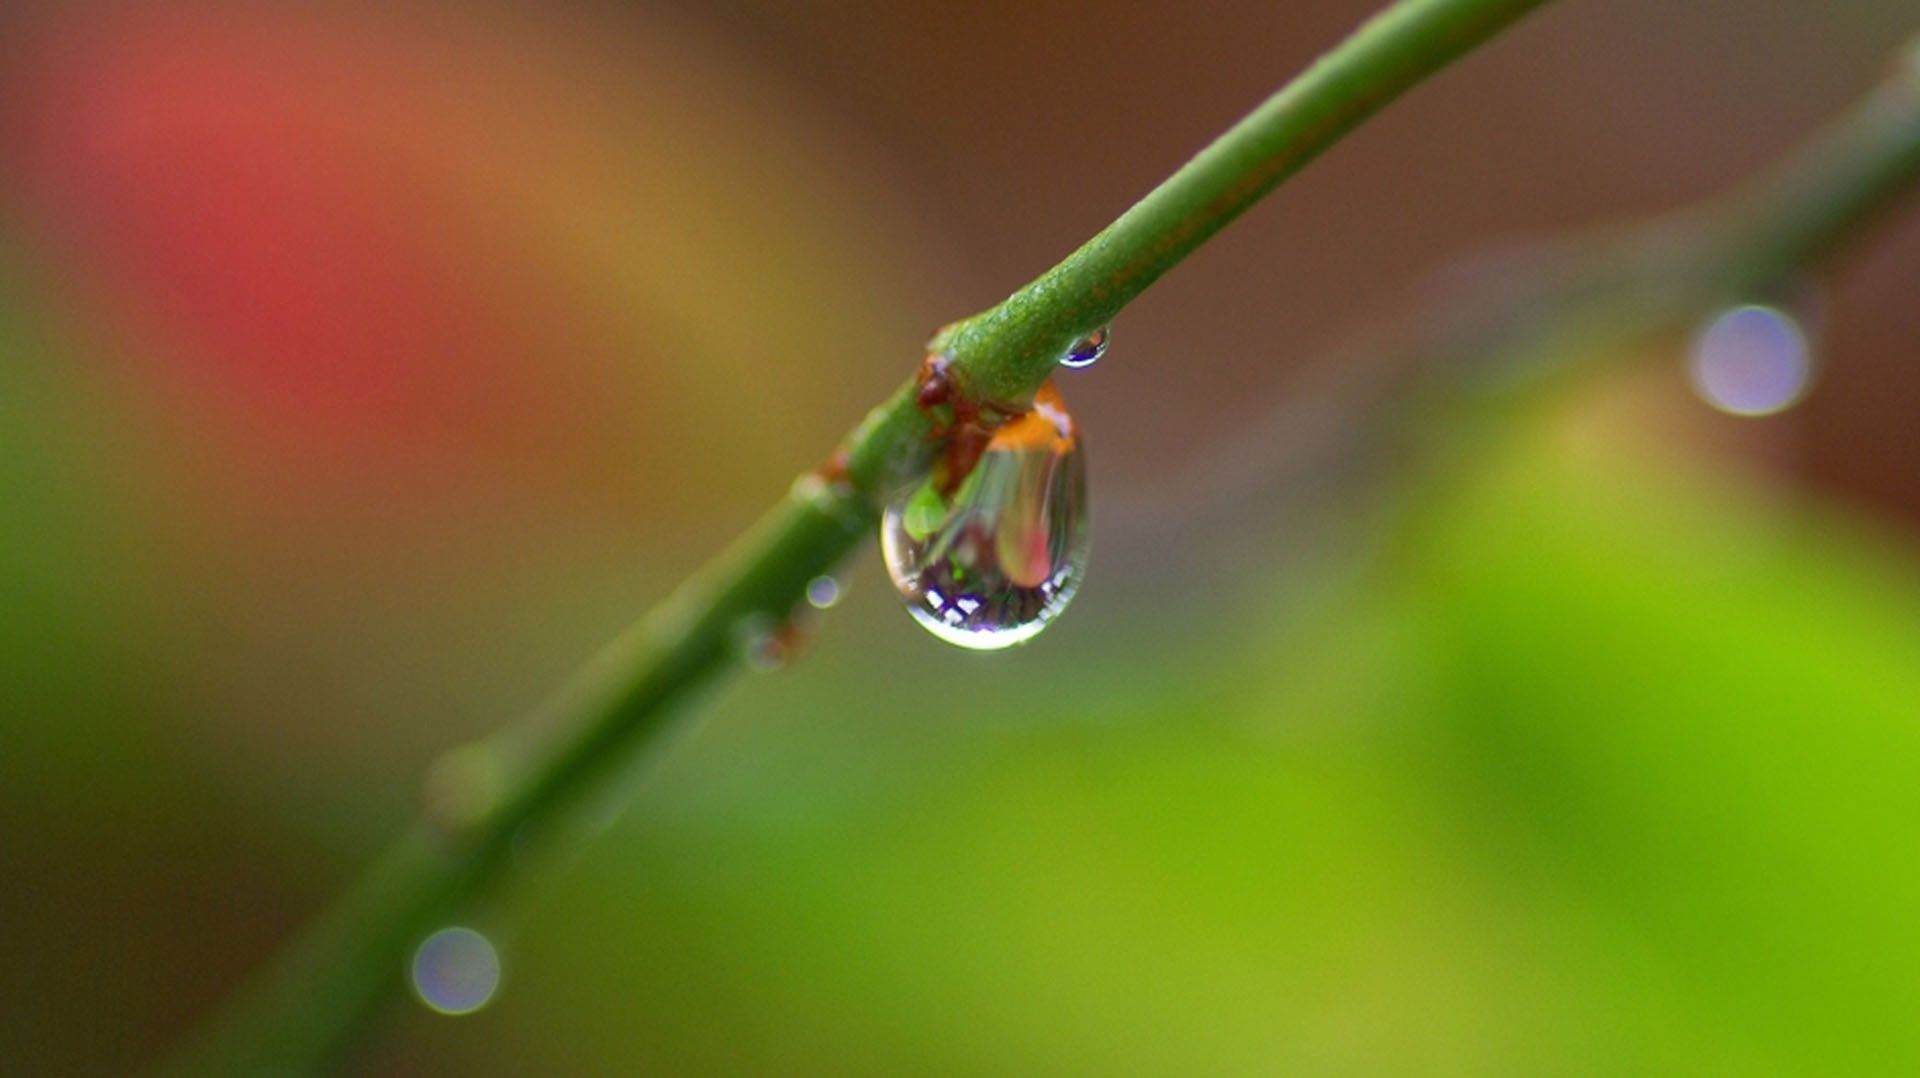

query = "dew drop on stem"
[
  {"left": 881, "top": 378, "right": 1089, "bottom": 650},
  {"left": 1060, "top": 325, "right": 1110, "bottom": 369},
  {"left": 411, "top": 927, "right": 502, "bottom": 1016},
  {"left": 805, "top": 575, "right": 843, "bottom": 610}
]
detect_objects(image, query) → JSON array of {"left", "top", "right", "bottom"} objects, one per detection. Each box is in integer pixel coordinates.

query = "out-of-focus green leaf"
[{"left": 408, "top": 412, "right": 1920, "bottom": 1074}]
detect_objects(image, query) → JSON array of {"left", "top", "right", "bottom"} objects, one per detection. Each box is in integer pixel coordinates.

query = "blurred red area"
[{"left": 11, "top": 11, "right": 579, "bottom": 464}]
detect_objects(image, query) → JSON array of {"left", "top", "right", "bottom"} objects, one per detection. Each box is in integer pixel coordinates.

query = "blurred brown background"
[{"left": 691, "top": 0, "right": 1920, "bottom": 521}]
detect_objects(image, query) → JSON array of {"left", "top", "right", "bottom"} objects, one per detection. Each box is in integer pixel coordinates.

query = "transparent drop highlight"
[
  {"left": 882, "top": 380, "right": 1089, "bottom": 649},
  {"left": 734, "top": 614, "right": 788, "bottom": 672},
  {"left": 1060, "top": 325, "right": 1110, "bottom": 369},
  {"left": 411, "top": 927, "right": 501, "bottom": 1016},
  {"left": 805, "top": 575, "right": 843, "bottom": 609},
  {"left": 1687, "top": 304, "right": 1812, "bottom": 417}
]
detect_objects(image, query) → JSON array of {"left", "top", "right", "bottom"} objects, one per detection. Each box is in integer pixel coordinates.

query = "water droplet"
[
  {"left": 421, "top": 742, "right": 505, "bottom": 835},
  {"left": 805, "top": 575, "right": 843, "bottom": 609},
  {"left": 735, "top": 614, "right": 788, "bottom": 671},
  {"left": 1687, "top": 304, "right": 1813, "bottom": 417},
  {"left": 411, "top": 927, "right": 501, "bottom": 1015},
  {"left": 881, "top": 379, "right": 1089, "bottom": 649},
  {"left": 1060, "top": 325, "right": 1110, "bottom": 369}
]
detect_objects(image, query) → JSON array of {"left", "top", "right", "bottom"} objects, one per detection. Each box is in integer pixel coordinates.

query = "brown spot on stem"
[
  {"left": 815, "top": 445, "right": 851, "bottom": 483},
  {"left": 912, "top": 349, "right": 1035, "bottom": 496}
]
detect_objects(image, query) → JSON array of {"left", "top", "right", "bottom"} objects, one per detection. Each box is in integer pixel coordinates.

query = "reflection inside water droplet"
[
  {"left": 1060, "top": 325, "right": 1110, "bottom": 369},
  {"left": 881, "top": 380, "right": 1089, "bottom": 650},
  {"left": 1687, "top": 304, "right": 1812, "bottom": 417},
  {"left": 411, "top": 927, "right": 501, "bottom": 1016}
]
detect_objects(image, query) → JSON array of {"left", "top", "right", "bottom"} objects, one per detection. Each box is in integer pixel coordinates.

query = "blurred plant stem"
[
  {"left": 154, "top": 3, "right": 1918, "bottom": 1074},
  {"left": 1149, "top": 40, "right": 1920, "bottom": 548},
  {"left": 169, "top": 0, "right": 1550, "bottom": 1071}
]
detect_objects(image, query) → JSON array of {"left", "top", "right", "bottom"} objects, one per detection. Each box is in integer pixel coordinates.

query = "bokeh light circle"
[
  {"left": 1686, "top": 305, "right": 1813, "bottom": 417},
  {"left": 411, "top": 926, "right": 501, "bottom": 1016}
]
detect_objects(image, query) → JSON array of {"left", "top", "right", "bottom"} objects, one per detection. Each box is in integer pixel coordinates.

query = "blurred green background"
[{"left": 4, "top": 1, "right": 1920, "bottom": 1072}]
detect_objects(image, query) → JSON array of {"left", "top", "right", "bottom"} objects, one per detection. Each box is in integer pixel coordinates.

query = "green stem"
[
  {"left": 164, "top": 0, "right": 1587, "bottom": 1070},
  {"left": 165, "top": 494, "right": 868, "bottom": 1074},
  {"left": 938, "top": 0, "right": 1553, "bottom": 404}
]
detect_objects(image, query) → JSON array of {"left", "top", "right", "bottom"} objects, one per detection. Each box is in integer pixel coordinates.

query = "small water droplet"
[
  {"left": 422, "top": 742, "right": 506, "bottom": 834},
  {"left": 881, "top": 379, "right": 1089, "bottom": 650},
  {"left": 1060, "top": 325, "right": 1110, "bottom": 369},
  {"left": 411, "top": 927, "right": 501, "bottom": 1015},
  {"left": 805, "top": 575, "right": 843, "bottom": 609},
  {"left": 1687, "top": 304, "right": 1813, "bottom": 417},
  {"left": 735, "top": 615, "right": 787, "bottom": 671}
]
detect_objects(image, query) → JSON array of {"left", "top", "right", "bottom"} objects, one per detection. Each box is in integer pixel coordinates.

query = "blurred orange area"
[
  {"left": 17, "top": 9, "right": 585, "bottom": 462},
  {"left": 4, "top": 3, "right": 931, "bottom": 522},
  {"left": 0, "top": 2, "right": 942, "bottom": 787}
]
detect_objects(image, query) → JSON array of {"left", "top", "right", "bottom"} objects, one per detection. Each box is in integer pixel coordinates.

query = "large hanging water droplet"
[
  {"left": 882, "top": 379, "right": 1089, "bottom": 649},
  {"left": 1060, "top": 325, "right": 1110, "bottom": 369}
]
